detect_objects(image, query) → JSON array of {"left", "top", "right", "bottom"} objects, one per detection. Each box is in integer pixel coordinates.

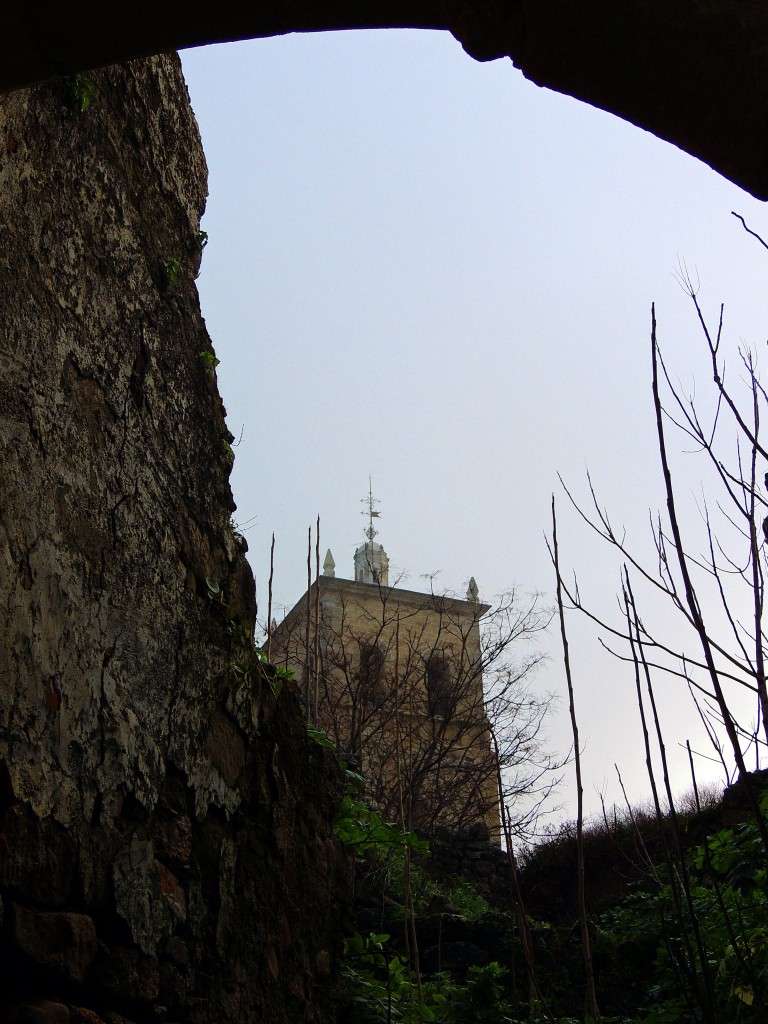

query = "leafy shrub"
[
  {"left": 341, "top": 938, "right": 515, "bottom": 1024},
  {"left": 445, "top": 878, "right": 491, "bottom": 921}
]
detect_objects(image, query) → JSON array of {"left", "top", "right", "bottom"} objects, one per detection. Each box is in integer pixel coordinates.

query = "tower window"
[
  {"left": 425, "top": 654, "right": 453, "bottom": 718},
  {"left": 358, "top": 642, "right": 386, "bottom": 704}
]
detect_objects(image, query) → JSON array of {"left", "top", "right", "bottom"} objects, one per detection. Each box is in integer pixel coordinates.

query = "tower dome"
[{"left": 354, "top": 539, "right": 389, "bottom": 585}]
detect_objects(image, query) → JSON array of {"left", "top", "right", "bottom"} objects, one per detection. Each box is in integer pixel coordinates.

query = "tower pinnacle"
[
  {"left": 361, "top": 475, "right": 380, "bottom": 542},
  {"left": 354, "top": 478, "right": 389, "bottom": 585}
]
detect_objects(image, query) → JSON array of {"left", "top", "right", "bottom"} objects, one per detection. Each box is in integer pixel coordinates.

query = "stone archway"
[
  {"left": 0, "top": 5, "right": 767, "bottom": 1020},
  {"left": 3, "top": 0, "right": 768, "bottom": 198}
]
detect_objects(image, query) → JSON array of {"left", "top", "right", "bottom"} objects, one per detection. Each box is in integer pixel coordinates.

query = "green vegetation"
[
  {"left": 220, "top": 436, "right": 234, "bottom": 463},
  {"left": 638, "top": 799, "right": 768, "bottom": 1021},
  {"left": 65, "top": 74, "right": 94, "bottom": 112},
  {"left": 193, "top": 230, "right": 209, "bottom": 278},
  {"left": 307, "top": 726, "right": 428, "bottom": 859},
  {"left": 341, "top": 937, "right": 515, "bottom": 1024},
  {"left": 199, "top": 349, "right": 220, "bottom": 373},
  {"left": 330, "top": 778, "right": 768, "bottom": 1024},
  {"left": 335, "top": 794, "right": 429, "bottom": 858},
  {"left": 315, "top": 736, "right": 507, "bottom": 1022},
  {"left": 159, "top": 256, "right": 181, "bottom": 294}
]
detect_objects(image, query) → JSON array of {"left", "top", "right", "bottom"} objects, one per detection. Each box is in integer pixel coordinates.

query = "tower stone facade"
[{"left": 271, "top": 532, "right": 500, "bottom": 839}]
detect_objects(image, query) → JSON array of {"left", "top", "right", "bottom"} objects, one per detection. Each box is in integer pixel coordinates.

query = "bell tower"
[{"left": 354, "top": 479, "right": 389, "bottom": 585}]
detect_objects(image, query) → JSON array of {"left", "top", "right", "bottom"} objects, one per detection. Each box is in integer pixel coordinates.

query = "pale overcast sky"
[{"left": 180, "top": 30, "right": 768, "bottom": 827}]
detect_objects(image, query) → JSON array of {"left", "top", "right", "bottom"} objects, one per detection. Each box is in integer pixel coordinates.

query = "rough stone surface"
[
  {"left": 0, "top": 56, "right": 349, "bottom": 1022},
  {"left": 11, "top": 905, "right": 98, "bottom": 984},
  {"left": 427, "top": 824, "right": 511, "bottom": 907},
  {"left": 4, "top": 1002, "right": 71, "bottom": 1024}
]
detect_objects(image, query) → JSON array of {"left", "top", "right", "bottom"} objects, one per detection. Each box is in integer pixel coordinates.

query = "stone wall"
[
  {"left": 427, "top": 824, "right": 510, "bottom": 907},
  {"left": 0, "top": 57, "right": 349, "bottom": 1023}
]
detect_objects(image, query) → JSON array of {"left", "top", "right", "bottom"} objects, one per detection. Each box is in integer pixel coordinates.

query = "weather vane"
[{"left": 361, "top": 476, "right": 380, "bottom": 542}]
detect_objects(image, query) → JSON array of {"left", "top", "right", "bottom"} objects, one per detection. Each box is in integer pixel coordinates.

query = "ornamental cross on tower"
[{"left": 361, "top": 477, "right": 381, "bottom": 542}]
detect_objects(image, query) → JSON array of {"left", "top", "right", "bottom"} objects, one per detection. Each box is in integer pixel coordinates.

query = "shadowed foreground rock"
[{"left": 0, "top": 56, "right": 349, "bottom": 1023}]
